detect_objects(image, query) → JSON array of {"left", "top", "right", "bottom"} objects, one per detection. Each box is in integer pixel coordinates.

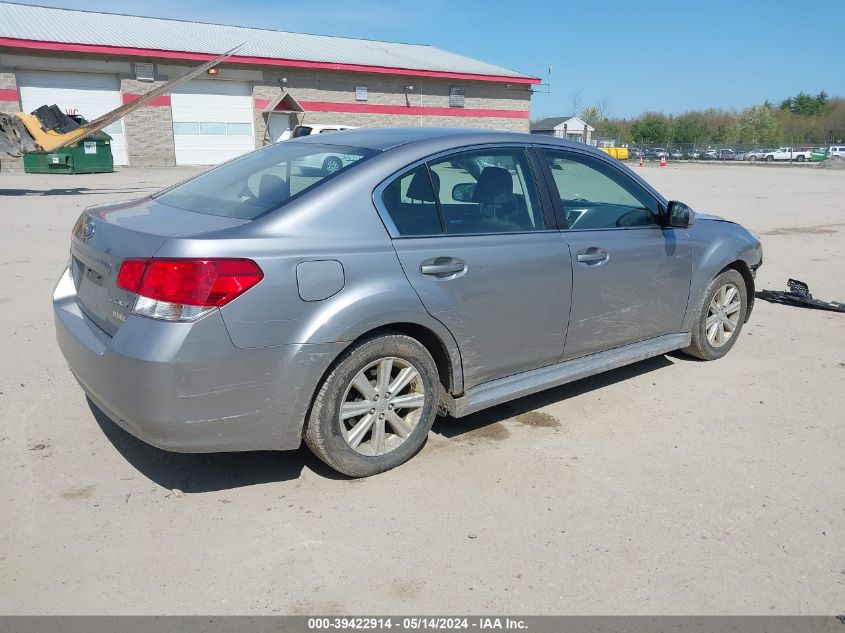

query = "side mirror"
[
  {"left": 667, "top": 200, "right": 695, "bottom": 228},
  {"left": 452, "top": 182, "right": 476, "bottom": 203}
]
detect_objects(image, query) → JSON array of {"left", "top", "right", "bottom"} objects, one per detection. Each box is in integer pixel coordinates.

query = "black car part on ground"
[{"left": 756, "top": 279, "right": 845, "bottom": 313}]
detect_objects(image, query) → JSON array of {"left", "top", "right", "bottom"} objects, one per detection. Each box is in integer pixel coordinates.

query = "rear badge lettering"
[{"left": 112, "top": 310, "right": 126, "bottom": 322}]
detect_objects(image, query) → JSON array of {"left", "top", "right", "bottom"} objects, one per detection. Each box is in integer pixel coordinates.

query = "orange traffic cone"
[
  {"left": 659, "top": 155, "right": 667, "bottom": 167},
  {"left": 639, "top": 156, "right": 644, "bottom": 168}
]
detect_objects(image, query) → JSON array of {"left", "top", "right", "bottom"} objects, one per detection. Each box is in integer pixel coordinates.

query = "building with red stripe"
[{"left": 0, "top": 2, "right": 538, "bottom": 167}]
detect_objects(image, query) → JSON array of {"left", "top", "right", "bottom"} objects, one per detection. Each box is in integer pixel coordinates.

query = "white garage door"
[
  {"left": 17, "top": 70, "right": 128, "bottom": 166},
  {"left": 171, "top": 80, "right": 254, "bottom": 165}
]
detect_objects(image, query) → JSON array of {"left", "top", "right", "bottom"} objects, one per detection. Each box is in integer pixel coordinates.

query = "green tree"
[
  {"left": 630, "top": 113, "right": 670, "bottom": 144},
  {"left": 780, "top": 91, "right": 829, "bottom": 116},
  {"left": 672, "top": 118, "right": 709, "bottom": 144},
  {"left": 733, "top": 105, "right": 783, "bottom": 145}
]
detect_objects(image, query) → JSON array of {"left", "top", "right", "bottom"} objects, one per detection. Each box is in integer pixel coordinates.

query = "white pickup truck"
[{"left": 764, "top": 147, "right": 813, "bottom": 162}]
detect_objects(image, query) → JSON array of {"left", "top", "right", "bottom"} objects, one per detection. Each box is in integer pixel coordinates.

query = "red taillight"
[{"left": 117, "top": 258, "right": 263, "bottom": 307}]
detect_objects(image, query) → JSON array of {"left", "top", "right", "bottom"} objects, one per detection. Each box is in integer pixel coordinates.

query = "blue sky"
[{"left": 12, "top": 0, "right": 845, "bottom": 119}]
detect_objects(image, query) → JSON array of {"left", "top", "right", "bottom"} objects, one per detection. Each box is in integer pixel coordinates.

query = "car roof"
[{"left": 288, "top": 126, "right": 598, "bottom": 153}]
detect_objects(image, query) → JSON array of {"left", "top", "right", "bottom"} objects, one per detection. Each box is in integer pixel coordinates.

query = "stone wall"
[{"left": 119, "top": 77, "right": 176, "bottom": 167}]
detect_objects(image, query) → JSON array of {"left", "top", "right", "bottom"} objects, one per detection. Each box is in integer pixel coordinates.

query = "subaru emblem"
[{"left": 81, "top": 217, "right": 95, "bottom": 240}]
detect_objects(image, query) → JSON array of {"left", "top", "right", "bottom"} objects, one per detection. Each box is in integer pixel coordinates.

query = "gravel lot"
[{"left": 0, "top": 162, "right": 843, "bottom": 615}]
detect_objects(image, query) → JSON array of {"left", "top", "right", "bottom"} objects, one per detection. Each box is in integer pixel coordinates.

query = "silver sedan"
[{"left": 54, "top": 128, "right": 763, "bottom": 476}]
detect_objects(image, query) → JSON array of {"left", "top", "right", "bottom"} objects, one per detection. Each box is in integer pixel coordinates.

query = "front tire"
[
  {"left": 681, "top": 269, "right": 748, "bottom": 361},
  {"left": 304, "top": 333, "right": 440, "bottom": 477}
]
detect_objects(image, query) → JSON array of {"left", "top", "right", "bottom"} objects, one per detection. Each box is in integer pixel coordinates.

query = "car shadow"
[
  {"left": 0, "top": 187, "right": 157, "bottom": 196},
  {"left": 89, "top": 355, "right": 675, "bottom": 490},
  {"left": 88, "top": 399, "right": 348, "bottom": 492},
  {"left": 432, "top": 354, "right": 675, "bottom": 438}
]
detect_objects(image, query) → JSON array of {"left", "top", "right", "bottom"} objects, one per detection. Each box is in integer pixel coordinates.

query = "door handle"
[
  {"left": 420, "top": 257, "right": 467, "bottom": 278},
  {"left": 576, "top": 248, "right": 609, "bottom": 263}
]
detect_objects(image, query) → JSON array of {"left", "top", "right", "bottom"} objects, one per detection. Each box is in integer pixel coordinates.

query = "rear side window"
[
  {"left": 428, "top": 148, "right": 545, "bottom": 234},
  {"left": 154, "top": 142, "right": 376, "bottom": 219},
  {"left": 380, "top": 165, "right": 442, "bottom": 236},
  {"left": 541, "top": 149, "right": 660, "bottom": 230}
]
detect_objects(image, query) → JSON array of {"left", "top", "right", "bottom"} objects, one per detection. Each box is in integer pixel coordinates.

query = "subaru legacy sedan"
[{"left": 54, "top": 128, "right": 763, "bottom": 477}]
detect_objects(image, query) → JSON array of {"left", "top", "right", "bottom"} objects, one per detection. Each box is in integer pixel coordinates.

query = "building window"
[
  {"left": 355, "top": 86, "right": 368, "bottom": 102},
  {"left": 449, "top": 86, "right": 465, "bottom": 108},
  {"left": 172, "top": 122, "right": 252, "bottom": 136}
]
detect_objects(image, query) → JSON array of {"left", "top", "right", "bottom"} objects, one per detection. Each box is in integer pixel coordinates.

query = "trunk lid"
[{"left": 70, "top": 196, "right": 249, "bottom": 336}]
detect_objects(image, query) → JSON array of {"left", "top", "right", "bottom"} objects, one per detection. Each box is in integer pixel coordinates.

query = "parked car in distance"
[
  {"left": 825, "top": 145, "right": 845, "bottom": 160},
  {"left": 717, "top": 149, "right": 736, "bottom": 160},
  {"left": 628, "top": 147, "right": 643, "bottom": 161},
  {"left": 643, "top": 148, "right": 667, "bottom": 160},
  {"left": 280, "top": 125, "right": 362, "bottom": 174},
  {"left": 53, "top": 128, "right": 763, "bottom": 477},
  {"left": 686, "top": 149, "right": 702, "bottom": 160},
  {"left": 737, "top": 148, "right": 774, "bottom": 162},
  {"left": 277, "top": 123, "right": 359, "bottom": 142},
  {"left": 764, "top": 147, "right": 813, "bottom": 162},
  {"left": 700, "top": 149, "right": 718, "bottom": 160},
  {"left": 669, "top": 148, "right": 684, "bottom": 160}
]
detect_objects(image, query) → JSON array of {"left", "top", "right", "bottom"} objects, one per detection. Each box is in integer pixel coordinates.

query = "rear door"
[
  {"left": 537, "top": 146, "right": 692, "bottom": 360},
  {"left": 377, "top": 146, "right": 572, "bottom": 390}
]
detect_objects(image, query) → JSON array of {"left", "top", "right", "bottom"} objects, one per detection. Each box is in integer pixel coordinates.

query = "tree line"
[{"left": 566, "top": 92, "right": 844, "bottom": 147}]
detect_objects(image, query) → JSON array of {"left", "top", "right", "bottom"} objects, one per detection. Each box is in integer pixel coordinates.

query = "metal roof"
[{"left": 0, "top": 2, "right": 537, "bottom": 81}]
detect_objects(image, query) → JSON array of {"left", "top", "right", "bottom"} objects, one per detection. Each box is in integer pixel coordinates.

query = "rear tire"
[
  {"left": 304, "top": 333, "right": 440, "bottom": 477},
  {"left": 681, "top": 269, "right": 748, "bottom": 361},
  {"left": 796, "top": 155, "right": 805, "bottom": 162}
]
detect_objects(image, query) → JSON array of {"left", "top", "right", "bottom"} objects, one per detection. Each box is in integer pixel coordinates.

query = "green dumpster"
[{"left": 23, "top": 124, "right": 114, "bottom": 174}]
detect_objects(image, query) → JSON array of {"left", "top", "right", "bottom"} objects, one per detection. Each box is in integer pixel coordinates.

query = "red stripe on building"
[
  {"left": 122, "top": 93, "right": 171, "bottom": 106},
  {"left": 0, "top": 37, "right": 541, "bottom": 85},
  {"left": 254, "top": 98, "right": 529, "bottom": 119},
  {"left": 0, "top": 88, "right": 19, "bottom": 102}
]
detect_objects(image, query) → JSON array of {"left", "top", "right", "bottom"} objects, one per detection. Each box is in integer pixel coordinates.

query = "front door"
[
  {"left": 538, "top": 147, "right": 692, "bottom": 360},
  {"left": 377, "top": 147, "right": 573, "bottom": 389}
]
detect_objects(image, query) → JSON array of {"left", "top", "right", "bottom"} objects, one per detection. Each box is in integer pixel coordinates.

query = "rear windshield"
[{"left": 153, "top": 142, "right": 376, "bottom": 219}]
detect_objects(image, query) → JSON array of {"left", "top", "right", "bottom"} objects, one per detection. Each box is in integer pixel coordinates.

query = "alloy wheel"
[
  {"left": 705, "top": 283, "right": 742, "bottom": 347},
  {"left": 339, "top": 357, "right": 426, "bottom": 456}
]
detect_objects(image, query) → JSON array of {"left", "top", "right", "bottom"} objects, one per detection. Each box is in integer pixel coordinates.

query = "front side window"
[
  {"left": 154, "top": 142, "right": 376, "bottom": 219},
  {"left": 541, "top": 149, "right": 661, "bottom": 230},
  {"left": 427, "top": 148, "right": 545, "bottom": 234}
]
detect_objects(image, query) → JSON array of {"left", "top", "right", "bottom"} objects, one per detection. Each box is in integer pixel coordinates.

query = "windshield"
[{"left": 154, "top": 142, "right": 376, "bottom": 219}]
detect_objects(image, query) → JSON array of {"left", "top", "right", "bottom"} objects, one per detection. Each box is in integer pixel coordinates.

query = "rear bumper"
[{"left": 53, "top": 268, "right": 345, "bottom": 453}]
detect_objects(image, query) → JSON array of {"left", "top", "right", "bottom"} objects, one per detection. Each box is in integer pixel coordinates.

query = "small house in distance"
[{"left": 530, "top": 116, "right": 594, "bottom": 144}]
